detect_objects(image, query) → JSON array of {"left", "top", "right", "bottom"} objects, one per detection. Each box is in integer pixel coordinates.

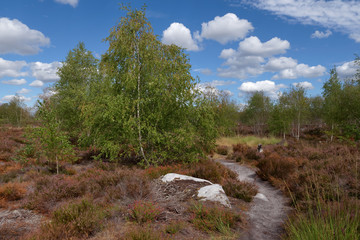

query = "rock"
[
  {"left": 161, "top": 173, "right": 231, "bottom": 208},
  {"left": 254, "top": 193, "right": 269, "bottom": 202},
  {"left": 161, "top": 173, "right": 212, "bottom": 184},
  {"left": 197, "top": 184, "right": 231, "bottom": 208}
]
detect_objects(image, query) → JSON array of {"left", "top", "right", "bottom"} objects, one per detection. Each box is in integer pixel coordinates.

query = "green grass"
[
  {"left": 285, "top": 203, "right": 359, "bottom": 240},
  {"left": 216, "top": 135, "right": 281, "bottom": 147}
]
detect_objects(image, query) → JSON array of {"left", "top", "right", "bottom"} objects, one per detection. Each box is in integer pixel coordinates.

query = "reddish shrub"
[
  {"left": 216, "top": 145, "right": 229, "bottom": 155},
  {"left": 0, "top": 182, "right": 27, "bottom": 201},
  {"left": 257, "top": 152, "right": 297, "bottom": 180},
  {"left": 223, "top": 178, "right": 258, "bottom": 202}
]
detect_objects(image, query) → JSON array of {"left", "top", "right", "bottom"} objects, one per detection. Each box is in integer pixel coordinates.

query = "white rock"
[
  {"left": 254, "top": 193, "right": 269, "bottom": 202},
  {"left": 161, "top": 173, "right": 212, "bottom": 184},
  {"left": 197, "top": 184, "right": 231, "bottom": 208}
]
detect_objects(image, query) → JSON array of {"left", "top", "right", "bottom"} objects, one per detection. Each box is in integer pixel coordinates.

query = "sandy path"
[{"left": 218, "top": 159, "right": 291, "bottom": 240}]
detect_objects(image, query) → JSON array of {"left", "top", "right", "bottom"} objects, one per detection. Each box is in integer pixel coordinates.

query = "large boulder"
[{"left": 161, "top": 173, "right": 231, "bottom": 208}]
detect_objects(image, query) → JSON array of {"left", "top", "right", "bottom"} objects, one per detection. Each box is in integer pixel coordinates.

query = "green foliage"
[
  {"left": 53, "top": 42, "right": 99, "bottom": 138},
  {"left": 30, "top": 100, "right": 75, "bottom": 173},
  {"left": 202, "top": 86, "right": 239, "bottom": 136},
  {"left": 0, "top": 95, "right": 32, "bottom": 126},
  {"left": 76, "top": 6, "right": 217, "bottom": 164},
  {"left": 322, "top": 67, "right": 360, "bottom": 141},
  {"left": 242, "top": 91, "right": 272, "bottom": 135}
]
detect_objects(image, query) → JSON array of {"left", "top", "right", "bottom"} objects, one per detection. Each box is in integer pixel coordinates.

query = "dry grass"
[{"left": 216, "top": 135, "right": 281, "bottom": 148}]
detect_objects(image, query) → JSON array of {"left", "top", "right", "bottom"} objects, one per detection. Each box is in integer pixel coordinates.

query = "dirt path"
[{"left": 218, "top": 159, "right": 291, "bottom": 240}]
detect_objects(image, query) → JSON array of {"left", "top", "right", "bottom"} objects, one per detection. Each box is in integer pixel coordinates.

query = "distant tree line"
[
  {"left": 0, "top": 95, "right": 32, "bottom": 126},
  {"left": 240, "top": 60, "right": 360, "bottom": 142}
]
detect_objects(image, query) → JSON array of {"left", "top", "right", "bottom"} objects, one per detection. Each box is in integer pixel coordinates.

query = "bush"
[
  {"left": 257, "top": 152, "right": 297, "bottom": 180},
  {"left": 223, "top": 179, "right": 258, "bottom": 202},
  {"left": 128, "top": 200, "right": 162, "bottom": 224},
  {"left": 0, "top": 182, "right": 27, "bottom": 201},
  {"left": 188, "top": 202, "right": 241, "bottom": 234},
  {"left": 165, "top": 220, "right": 186, "bottom": 234},
  {"left": 216, "top": 145, "right": 229, "bottom": 155},
  {"left": 191, "top": 159, "right": 237, "bottom": 184},
  {"left": 34, "top": 199, "right": 106, "bottom": 239}
]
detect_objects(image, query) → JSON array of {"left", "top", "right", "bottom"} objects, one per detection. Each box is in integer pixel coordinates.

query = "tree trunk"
[
  {"left": 331, "top": 123, "right": 334, "bottom": 142},
  {"left": 135, "top": 39, "right": 149, "bottom": 167}
]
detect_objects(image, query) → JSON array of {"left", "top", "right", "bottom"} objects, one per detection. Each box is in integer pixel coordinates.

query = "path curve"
[{"left": 218, "top": 159, "right": 291, "bottom": 240}]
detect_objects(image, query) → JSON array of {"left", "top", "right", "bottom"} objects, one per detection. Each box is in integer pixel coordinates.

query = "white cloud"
[
  {"left": 30, "top": 61, "right": 62, "bottom": 82},
  {"left": 238, "top": 80, "right": 286, "bottom": 99},
  {"left": 208, "top": 80, "right": 237, "bottom": 87},
  {"left": 337, "top": 60, "right": 357, "bottom": 78},
  {"left": 311, "top": 30, "right": 332, "bottom": 39},
  {"left": 0, "top": 18, "right": 50, "bottom": 55},
  {"left": 29, "top": 80, "right": 44, "bottom": 87},
  {"left": 162, "top": 23, "right": 200, "bottom": 51},
  {"left": 54, "top": 0, "right": 79, "bottom": 8},
  {"left": 237, "top": 36, "right": 290, "bottom": 57},
  {"left": 1, "top": 95, "right": 31, "bottom": 102},
  {"left": 0, "top": 58, "right": 28, "bottom": 78},
  {"left": 200, "top": 13, "right": 253, "bottom": 44},
  {"left": 246, "top": 0, "right": 360, "bottom": 42},
  {"left": 292, "top": 81, "right": 314, "bottom": 90},
  {"left": 194, "top": 68, "right": 213, "bottom": 75},
  {"left": 17, "top": 88, "right": 31, "bottom": 94},
  {"left": 1, "top": 78, "right": 27, "bottom": 85},
  {"left": 218, "top": 36, "right": 325, "bottom": 80},
  {"left": 273, "top": 64, "right": 326, "bottom": 79},
  {"left": 264, "top": 57, "right": 298, "bottom": 71}
]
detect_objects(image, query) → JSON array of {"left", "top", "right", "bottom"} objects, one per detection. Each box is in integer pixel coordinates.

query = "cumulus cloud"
[
  {"left": 54, "top": 0, "right": 79, "bottom": 8},
  {"left": 237, "top": 36, "right": 290, "bottom": 57},
  {"left": 311, "top": 30, "right": 332, "bottom": 39},
  {"left": 218, "top": 36, "right": 291, "bottom": 79},
  {"left": 17, "top": 88, "right": 31, "bottom": 94},
  {"left": 1, "top": 95, "right": 31, "bottom": 102},
  {"left": 0, "top": 58, "right": 28, "bottom": 78},
  {"left": 162, "top": 23, "right": 200, "bottom": 51},
  {"left": 264, "top": 57, "right": 298, "bottom": 71},
  {"left": 238, "top": 80, "right": 286, "bottom": 99},
  {"left": 0, "top": 18, "right": 50, "bottom": 55},
  {"left": 30, "top": 61, "right": 62, "bottom": 82},
  {"left": 292, "top": 81, "right": 314, "bottom": 89},
  {"left": 1, "top": 78, "right": 27, "bottom": 85},
  {"left": 200, "top": 13, "right": 253, "bottom": 44},
  {"left": 29, "top": 80, "right": 44, "bottom": 87},
  {"left": 273, "top": 64, "right": 326, "bottom": 79},
  {"left": 218, "top": 35, "right": 325, "bottom": 80},
  {"left": 244, "top": 0, "right": 360, "bottom": 42},
  {"left": 337, "top": 60, "right": 357, "bottom": 78}
]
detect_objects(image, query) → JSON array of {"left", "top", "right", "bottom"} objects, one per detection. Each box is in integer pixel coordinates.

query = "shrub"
[
  {"left": 216, "top": 145, "right": 229, "bottom": 155},
  {"left": 165, "top": 220, "right": 186, "bottom": 235},
  {"left": 189, "top": 202, "right": 241, "bottom": 234},
  {"left": 25, "top": 175, "right": 85, "bottom": 212},
  {"left": 191, "top": 159, "right": 237, "bottom": 184},
  {"left": 0, "top": 182, "right": 27, "bottom": 201},
  {"left": 257, "top": 152, "right": 297, "bottom": 180},
  {"left": 223, "top": 179, "right": 258, "bottom": 202},
  {"left": 36, "top": 199, "right": 106, "bottom": 239},
  {"left": 128, "top": 200, "right": 162, "bottom": 224}
]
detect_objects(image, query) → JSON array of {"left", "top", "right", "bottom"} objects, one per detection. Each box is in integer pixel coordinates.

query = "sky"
[{"left": 0, "top": 0, "right": 359, "bottom": 107}]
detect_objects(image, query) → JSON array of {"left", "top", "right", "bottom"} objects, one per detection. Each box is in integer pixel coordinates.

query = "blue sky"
[{"left": 0, "top": 0, "right": 359, "bottom": 107}]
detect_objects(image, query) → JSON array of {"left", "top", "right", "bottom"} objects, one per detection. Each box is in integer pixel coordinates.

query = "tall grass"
[
  {"left": 217, "top": 135, "right": 281, "bottom": 147},
  {"left": 285, "top": 201, "right": 359, "bottom": 240}
]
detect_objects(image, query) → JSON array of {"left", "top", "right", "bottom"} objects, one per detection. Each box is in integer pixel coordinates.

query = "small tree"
[{"left": 32, "top": 100, "right": 74, "bottom": 174}]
